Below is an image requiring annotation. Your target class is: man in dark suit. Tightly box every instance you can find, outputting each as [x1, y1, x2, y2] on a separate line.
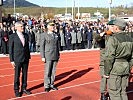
[65, 27, 71, 50]
[9, 22, 31, 97]
[40, 22, 60, 92]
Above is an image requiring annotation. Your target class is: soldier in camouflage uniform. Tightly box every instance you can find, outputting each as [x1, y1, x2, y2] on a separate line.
[104, 18, 133, 100]
[95, 28, 113, 100]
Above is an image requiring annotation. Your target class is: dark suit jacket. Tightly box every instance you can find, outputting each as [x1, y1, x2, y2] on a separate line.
[40, 32, 60, 61]
[9, 32, 31, 62]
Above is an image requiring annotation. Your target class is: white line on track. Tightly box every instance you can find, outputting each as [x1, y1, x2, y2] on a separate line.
[8, 80, 101, 100]
[7, 79, 133, 100]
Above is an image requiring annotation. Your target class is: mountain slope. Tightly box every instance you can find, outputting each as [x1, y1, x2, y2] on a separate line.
[3, 0, 39, 7]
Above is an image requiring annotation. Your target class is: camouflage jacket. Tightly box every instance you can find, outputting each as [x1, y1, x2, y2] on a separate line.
[104, 32, 133, 76]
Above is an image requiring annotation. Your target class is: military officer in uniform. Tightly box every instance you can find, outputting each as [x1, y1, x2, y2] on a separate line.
[40, 22, 60, 92]
[104, 18, 133, 100]
[95, 28, 113, 100]
[95, 30, 107, 100]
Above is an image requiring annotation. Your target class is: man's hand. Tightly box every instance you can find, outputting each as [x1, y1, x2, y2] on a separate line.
[42, 58, 46, 62]
[103, 75, 109, 79]
[11, 62, 15, 69]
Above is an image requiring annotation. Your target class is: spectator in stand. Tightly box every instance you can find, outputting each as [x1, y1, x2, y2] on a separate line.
[76, 27, 82, 49]
[86, 26, 93, 49]
[81, 27, 87, 49]
[28, 28, 36, 52]
[59, 28, 66, 51]
[9, 24, 16, 35]
[70, 28, 77, 50]
[65, 27, 71, 50]
[1, 26, 9, 55]
[0, 24, 3, 54]
[28, 17, 32, 27]
[35, 26, 41, 52]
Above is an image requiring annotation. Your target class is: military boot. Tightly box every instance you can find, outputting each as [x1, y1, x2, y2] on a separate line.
[105, 92, 110, 100]
[100, 93, 107, 100]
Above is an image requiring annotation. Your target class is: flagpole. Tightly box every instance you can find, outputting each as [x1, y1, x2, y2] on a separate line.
[78, 0, 79, 20]
[65, 0, 67, 14]
[0, 0, 3, 23]
[74, 0, 75, 20]
[14, 0, 16, 19]
[108, 0, 112, 21]
[72, 0, 74, 20]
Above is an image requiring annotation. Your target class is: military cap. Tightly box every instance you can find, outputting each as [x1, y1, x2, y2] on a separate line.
[107, 18, 127, 28]
[107, 20, 115, 25]
[47, 21, 55, 26]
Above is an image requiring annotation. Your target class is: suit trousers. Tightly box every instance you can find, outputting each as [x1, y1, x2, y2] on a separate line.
[14, 61, 29, 90]
[44, 60, 57, 88]
[87, 40, 92, 49]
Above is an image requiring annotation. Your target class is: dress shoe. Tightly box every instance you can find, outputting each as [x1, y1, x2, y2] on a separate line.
[22, 89, 31, 95]
[45, 88, 51, 92]
[14, 90, 21, 97]
[50, 86, 58, 90]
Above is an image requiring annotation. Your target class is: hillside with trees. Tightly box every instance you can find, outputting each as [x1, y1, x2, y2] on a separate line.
[2, 7, 133, 18]
[1, 0, 133, 19]
[3, 0, 39, 7]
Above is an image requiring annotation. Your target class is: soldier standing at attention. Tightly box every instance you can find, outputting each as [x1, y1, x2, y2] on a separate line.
[104, 18, 133, 100]
[40, 22, 60, 92]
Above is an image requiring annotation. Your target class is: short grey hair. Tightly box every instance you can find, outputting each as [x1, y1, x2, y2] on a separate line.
[15, 21, 23, 27]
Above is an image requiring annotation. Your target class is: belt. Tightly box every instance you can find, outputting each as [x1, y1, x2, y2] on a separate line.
[115, 59, 127, 62]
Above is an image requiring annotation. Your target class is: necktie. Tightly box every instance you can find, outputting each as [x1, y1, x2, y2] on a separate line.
[20, 34, 25, 46]
[48, 33, 54, 38]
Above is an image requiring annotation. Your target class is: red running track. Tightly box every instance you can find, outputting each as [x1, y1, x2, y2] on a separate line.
[0, 49, 133, 100]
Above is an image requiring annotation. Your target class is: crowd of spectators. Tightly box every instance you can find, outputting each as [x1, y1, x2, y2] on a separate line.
[0, 15, 133, 55]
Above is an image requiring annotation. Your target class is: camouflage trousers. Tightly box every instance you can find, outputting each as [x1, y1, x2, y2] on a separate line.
[108, 74, 129, 100]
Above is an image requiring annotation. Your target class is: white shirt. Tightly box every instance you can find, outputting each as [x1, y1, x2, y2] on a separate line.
[17, 31, 25, 46]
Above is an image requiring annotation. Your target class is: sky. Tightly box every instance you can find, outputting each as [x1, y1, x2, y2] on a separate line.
[26, 0, 133, 8]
